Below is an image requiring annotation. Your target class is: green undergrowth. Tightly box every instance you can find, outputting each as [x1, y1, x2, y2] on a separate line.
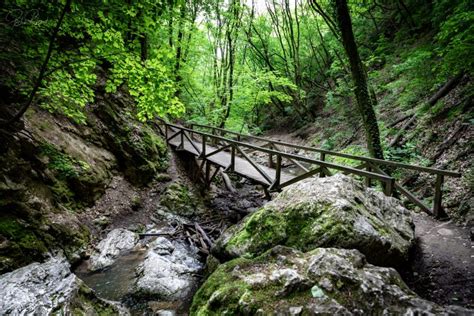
[40, 143, 91, 180]
[40, 142, 90, 208]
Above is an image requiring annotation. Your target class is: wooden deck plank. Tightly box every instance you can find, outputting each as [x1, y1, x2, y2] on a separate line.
[168, 132, 294, 186]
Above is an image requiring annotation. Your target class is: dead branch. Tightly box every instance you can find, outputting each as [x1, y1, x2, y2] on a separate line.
[426, 73, 464, 107]
[195, 222, 213, 247]
[219, 169, 236, 192]
[431, 123, 468, 162]
[388, 115, 416, 147]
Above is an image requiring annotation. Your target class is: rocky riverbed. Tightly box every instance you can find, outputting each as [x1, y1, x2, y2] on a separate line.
[1, 174, 472, 315]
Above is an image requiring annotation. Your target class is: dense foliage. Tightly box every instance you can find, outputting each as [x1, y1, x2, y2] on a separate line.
[1, 0, 472, 153]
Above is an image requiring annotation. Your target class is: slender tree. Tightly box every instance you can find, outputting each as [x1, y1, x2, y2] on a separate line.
[331, 0, 384, 159]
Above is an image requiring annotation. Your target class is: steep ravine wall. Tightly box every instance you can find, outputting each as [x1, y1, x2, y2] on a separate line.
[0, 89, 168, 273]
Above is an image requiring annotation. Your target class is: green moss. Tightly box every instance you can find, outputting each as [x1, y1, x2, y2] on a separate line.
[40, 143, 81, 180]
[155, 173, 172, 182]
[0, 207, 90, 273]
[160, 181, 203, 217]
[51, 180, 75, 205]
[239, 209, 286, 253]
[191, 249, 316, 315]
[143, 129, 167, 156]
[68, 281, 121, 315]
[0, 216, 48, 269]
[190, 257, 252, 315]
[225, 203, 334, 257]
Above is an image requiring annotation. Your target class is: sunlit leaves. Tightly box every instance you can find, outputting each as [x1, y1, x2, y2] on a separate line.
[39, 59, 97, 124]
[106, 53, 184, 121]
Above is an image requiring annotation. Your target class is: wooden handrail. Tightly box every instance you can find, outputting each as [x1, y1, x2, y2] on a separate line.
[189, 122, 461, 178]
[160, 120, 460, 217]
[164, 122, 394, 183]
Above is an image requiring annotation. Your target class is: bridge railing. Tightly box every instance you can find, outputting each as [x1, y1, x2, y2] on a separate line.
[158, 120, 461, 218]
[159, 121, 395, 191]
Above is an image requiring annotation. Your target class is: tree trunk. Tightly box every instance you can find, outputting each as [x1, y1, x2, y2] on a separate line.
[174, 3, 187, 97]
[140, 33, 148, 62]
[333, 0, 384, 159]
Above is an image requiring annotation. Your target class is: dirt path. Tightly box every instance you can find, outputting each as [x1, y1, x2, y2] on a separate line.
[407, 213, 473, 308]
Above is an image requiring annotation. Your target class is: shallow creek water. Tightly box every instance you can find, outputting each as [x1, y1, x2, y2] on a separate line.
[73, 237, 197, 315]
[74, 249, 147, 302]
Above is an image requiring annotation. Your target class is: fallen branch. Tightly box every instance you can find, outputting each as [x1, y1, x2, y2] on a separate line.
[388, 73, 464, 148]
[219, 169, 236, 192]
[426, 73, 464, 107]
[389, 114, 416, 148]
[138, 232, 174, 239]
[388, 113, 413, 128]
[431, 123, 468, 162]
[195, 222, 213, 247]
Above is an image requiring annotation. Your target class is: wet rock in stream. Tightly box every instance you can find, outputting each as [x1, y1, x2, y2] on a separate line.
[0, 256, 126, 315]
[134, 236, 203, 300]
[77, 226, 203, 314]
[89, 228, 139, 271]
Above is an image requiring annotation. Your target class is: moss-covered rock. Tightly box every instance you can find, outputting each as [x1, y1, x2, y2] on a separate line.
[91, 95, 168, 185]
[0, 200, 90, 273]
[191, 246, 471, 315]
[39, 142, 112, 206]
[159, 181, 205, 217]
[213, 174, 415, 267]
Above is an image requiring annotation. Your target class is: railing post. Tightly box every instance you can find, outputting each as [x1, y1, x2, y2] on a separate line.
[212, 128, 216, 145]
[365, 165, 372, 187]
[205, 161, 211, 186]
[230, 144, 235, 172]
[384, 178, 394, 196]
[267, 142, 275, 168]
[165, 124, 168, 140]
[270, 154, 282, 191]
[190, 124, 194, 140]
[320, 153, 326, 177]
[433, 174, 445, 218]
[201, 134, 206, 157]
[180, 130, 184, 149]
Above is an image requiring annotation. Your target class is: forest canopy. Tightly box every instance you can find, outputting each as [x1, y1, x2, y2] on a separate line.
[1, 0, 473, 155]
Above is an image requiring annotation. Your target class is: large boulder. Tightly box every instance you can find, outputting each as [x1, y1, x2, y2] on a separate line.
[89, 228, 138, 271]
[0, 256, 126, 315]
[191, 246, 471, 315]
[134, 237, 202, 300]
[213, 174, 414, 267]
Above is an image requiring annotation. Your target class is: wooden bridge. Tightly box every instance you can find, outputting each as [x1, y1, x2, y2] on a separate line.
[156, 120, 461, 218]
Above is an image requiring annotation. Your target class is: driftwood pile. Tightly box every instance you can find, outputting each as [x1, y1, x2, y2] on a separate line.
[139, 216, 227, 256]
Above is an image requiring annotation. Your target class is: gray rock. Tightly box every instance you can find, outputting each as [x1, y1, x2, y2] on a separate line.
[213, 174, 415, 267]
[89, 228, 138, 271]
[135, 237, 202, 300]
[0, 256, 126, 315]
[191, 246, 472, 315]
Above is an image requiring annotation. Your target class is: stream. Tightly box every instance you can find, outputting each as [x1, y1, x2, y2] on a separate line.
[74, 235, 199, 315]
[75, 249, 147, 302]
